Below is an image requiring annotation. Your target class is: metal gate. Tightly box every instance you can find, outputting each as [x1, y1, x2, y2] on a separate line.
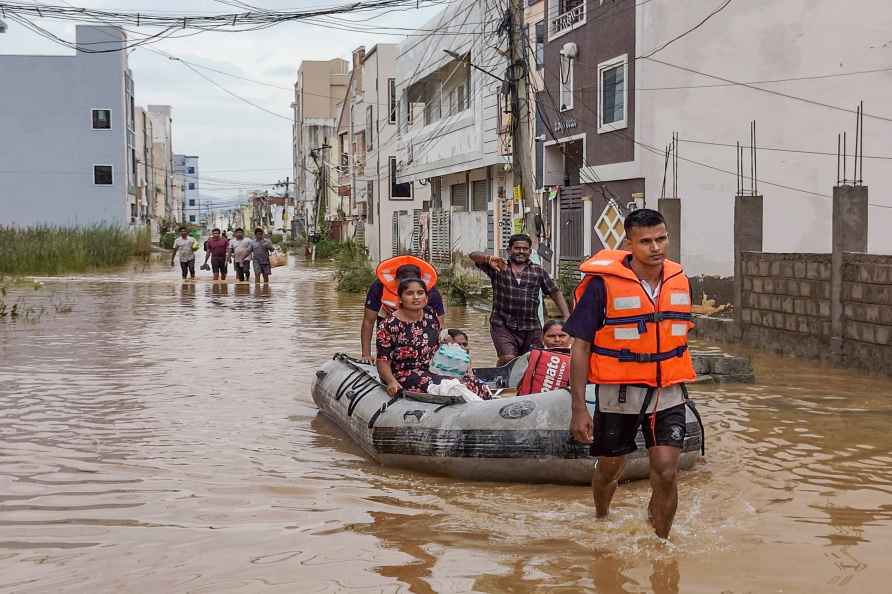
[430, 208, 451, 267]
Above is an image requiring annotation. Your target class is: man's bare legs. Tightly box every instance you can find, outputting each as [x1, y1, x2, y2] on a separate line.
[592, 447, 681, 539]
[592, 456, 625, 517]
[647, 445, 681, 539]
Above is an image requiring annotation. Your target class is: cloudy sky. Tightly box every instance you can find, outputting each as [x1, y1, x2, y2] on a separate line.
[0, 0, 444, 208]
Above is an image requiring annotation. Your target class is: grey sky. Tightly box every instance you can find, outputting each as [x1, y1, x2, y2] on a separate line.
[0, 0, 443, 207]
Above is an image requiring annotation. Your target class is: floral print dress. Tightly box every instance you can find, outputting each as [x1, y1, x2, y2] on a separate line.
[376, 306, 490, 398]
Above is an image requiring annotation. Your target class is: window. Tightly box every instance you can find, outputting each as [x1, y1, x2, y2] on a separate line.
[559, 57, 574, 111]
[189, 199, 196, 207]
[451, 183, 468, 211]
[366, 181, 375, 224]
[366, 106, 374, 150]
[93, 165, 113, 185]
[187, 166, 195, 174]
[339, 133, 349, 168]
[388, 78, 397, 124]
[535, 21, 545, 70]
[92, 109, 111, 130]
[188, 182, 195, 190]
[598, 54, 628, 133]
[189, 215, 197, 223]
[390, 156, 411, 198]
[471, 180, 488, 211]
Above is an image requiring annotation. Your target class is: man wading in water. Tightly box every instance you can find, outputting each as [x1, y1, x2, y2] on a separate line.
[565, 209, 697, 539]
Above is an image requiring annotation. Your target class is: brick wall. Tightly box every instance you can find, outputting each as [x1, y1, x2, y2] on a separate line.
[841, 254, 892, 367]
[695, 251, 892, 372]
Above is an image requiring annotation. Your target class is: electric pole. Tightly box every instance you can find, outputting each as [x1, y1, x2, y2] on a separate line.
[508, 0, 537, 242]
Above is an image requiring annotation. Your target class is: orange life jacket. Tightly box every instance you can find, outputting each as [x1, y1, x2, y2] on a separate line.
[574, 250, 696, 388]
[375, 255, 439, 311]
[517, 349, 572, 395]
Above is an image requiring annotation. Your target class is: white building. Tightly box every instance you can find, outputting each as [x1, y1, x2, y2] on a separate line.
[0, 26, 139, 227]
[396, 0, 511, 261]
[147, 105, 177, 226]
[176, 155, 201, 225]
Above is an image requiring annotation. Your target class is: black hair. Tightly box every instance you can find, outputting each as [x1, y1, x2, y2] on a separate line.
[447, 329, 468, 341]
[397, 277, 427, 297]
[212, 228, 221, 233]
[395, 264, 422, 280]
[178, 226, 187, 232]
[623, 208, 666, 237]
[508, 233, 532, 248]
[254, 227, 264, 234]
[234, 227, 244, 233]
[543, 319, 564, 334]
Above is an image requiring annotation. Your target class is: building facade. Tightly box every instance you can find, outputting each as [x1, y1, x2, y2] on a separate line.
[292, 58, 350, 240]
[396, 0, 509, 264]
[177, 155, 201, 225]
[541, 0, 892, 275]
[147, 105, 177, 227]
[0, 26, 138, 227]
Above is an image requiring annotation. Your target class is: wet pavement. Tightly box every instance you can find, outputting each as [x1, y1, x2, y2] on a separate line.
[1, 256, 891, 593]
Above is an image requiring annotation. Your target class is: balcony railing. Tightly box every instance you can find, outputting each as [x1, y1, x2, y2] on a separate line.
[550, 2, 585, 38]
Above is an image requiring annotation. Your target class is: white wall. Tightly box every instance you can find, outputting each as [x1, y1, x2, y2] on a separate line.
[632, 0, 892, 274]
[0, 26, 130, 226]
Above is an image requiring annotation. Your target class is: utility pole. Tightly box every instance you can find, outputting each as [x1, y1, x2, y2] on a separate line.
[507, 0, 537, 242]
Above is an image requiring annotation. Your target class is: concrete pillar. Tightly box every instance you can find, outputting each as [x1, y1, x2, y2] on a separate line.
[831, 185, 869, 358]
[734, 195, 763, 329]
[583, 195, 592, 257]
[658, 197, 682, 263]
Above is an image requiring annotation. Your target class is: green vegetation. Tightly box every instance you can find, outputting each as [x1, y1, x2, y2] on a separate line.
[270, 233, 284, 245]
[313, 238, 343, 260]
[160, 231, 177, 250]
[334, 240, 376, 293]
[438, 260, 488, 306]
[0, 225, 152, 275]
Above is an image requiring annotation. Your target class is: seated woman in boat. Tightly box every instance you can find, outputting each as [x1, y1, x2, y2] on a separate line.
[542, 319, 571, 352]
[376, 279, 491, 399]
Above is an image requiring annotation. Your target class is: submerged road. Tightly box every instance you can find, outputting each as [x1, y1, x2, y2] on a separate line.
[1, 256, 891, 593]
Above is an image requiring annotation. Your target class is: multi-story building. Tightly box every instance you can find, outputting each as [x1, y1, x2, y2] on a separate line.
[292, 58, 350, 240]
[396, 0, 508, 264]
[541, 0, 892, 274]
[134, 106, 157, 236]
[147, 105, 177, 226]
[176, 155, 201, 225]
[0, 26, 140, 227]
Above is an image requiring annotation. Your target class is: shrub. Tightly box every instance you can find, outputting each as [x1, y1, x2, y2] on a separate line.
[335, 240, 375, 293]
[0, 225, 152, 275]
[270, 233, 284, 245]
[160, 231, 177, 250]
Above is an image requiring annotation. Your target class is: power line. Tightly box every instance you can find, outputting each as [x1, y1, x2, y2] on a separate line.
[637, 0, 733, 60]
[635, 65, 892, 91]
[643, 57, 892, 124]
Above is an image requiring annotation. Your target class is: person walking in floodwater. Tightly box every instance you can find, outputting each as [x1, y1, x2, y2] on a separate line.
[566, 209, 696, 539]
[251, 227, 274, 283]
[203, 228, 230, 280]
[229, 228, 253, 282]
[470, 234, 570, 366]
[170, 226, 197, 280]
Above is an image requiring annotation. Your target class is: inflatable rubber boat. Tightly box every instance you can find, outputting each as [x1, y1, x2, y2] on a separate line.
[311, 354, 704, 484]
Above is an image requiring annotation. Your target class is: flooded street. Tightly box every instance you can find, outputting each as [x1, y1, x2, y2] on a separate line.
[2, 257, 892, 593]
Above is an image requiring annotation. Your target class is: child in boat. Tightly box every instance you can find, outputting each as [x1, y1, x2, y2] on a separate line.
[376, 279, 490, 399]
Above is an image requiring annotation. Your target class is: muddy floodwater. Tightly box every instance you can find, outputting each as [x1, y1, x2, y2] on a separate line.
[2, 257, 892, 593]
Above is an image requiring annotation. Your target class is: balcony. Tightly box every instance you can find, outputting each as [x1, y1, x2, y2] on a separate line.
[549, 2, 585, 39]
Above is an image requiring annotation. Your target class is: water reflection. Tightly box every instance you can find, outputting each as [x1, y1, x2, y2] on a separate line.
[2, 259, 892, 593]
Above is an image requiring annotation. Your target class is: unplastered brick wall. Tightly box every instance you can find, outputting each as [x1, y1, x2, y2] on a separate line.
[739, 252, 832, 357]
[842, 254, 892, 367]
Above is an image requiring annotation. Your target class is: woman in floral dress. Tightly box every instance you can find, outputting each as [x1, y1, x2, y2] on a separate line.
[376, 278, 490, 398]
